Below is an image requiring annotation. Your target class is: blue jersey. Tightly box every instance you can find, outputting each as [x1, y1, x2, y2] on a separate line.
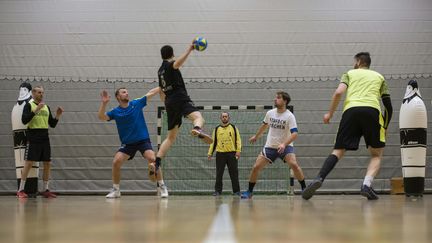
[107, 96, 150, 145]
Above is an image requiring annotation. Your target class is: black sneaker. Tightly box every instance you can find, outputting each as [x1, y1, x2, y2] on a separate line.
[213, 191, 221, 196]
[360, 185, 379, 200]
[302, 178, 323, 200]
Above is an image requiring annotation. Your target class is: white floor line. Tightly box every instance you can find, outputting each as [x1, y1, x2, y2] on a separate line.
[203, 203, 237, 243]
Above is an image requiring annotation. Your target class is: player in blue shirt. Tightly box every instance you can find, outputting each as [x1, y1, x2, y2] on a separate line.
[98, 86, 168, 198]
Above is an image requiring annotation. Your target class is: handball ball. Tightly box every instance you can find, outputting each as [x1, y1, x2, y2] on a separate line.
[193, 37, 207, 51]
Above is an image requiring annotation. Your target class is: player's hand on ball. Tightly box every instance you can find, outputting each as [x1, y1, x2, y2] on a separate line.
[323, 113, 332, 124]
[249, 135, 257, 144]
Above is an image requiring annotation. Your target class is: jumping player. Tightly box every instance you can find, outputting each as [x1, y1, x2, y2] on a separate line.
[155, 41, 213, 171]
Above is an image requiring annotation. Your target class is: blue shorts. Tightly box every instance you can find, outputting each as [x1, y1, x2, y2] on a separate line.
[261, 146, 294, 163]
[118, 139, 153, 160]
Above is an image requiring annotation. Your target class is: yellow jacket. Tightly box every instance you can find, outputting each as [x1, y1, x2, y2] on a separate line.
[208, 124, 242, 155]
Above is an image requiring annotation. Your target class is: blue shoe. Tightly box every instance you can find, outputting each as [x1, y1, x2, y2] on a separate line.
[233, 191, 241, 197]
[241, 191, 253, 199]
[302, 178, 323, 200]
[360, 185, 379, 200]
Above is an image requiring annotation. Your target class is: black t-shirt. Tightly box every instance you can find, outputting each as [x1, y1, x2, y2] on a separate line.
[158, 60, 190, 105]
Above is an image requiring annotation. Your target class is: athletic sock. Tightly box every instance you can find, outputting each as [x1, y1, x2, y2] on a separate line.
[158, 180, 165, 186]
[155, 157, 162, 170]
[113, 184, 120, 191]
[248, 182, 256, 193]
[299, 180, 306, 190]
[363, 175, 374, 187]
[19, 180, 26, 191]
[43, 181, 49, 191]
[318, 154, 339, 181]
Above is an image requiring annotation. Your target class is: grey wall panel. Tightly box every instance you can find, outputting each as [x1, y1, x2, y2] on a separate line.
[1, 0, 431, 81]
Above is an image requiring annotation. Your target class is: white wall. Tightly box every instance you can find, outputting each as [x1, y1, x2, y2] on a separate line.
[1, 0, 431, 82]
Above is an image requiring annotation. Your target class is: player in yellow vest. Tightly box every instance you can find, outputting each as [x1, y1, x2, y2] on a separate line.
[302, 52, 393, 200]
[17, 86, 64, 198]
[208, 112, 242, 196]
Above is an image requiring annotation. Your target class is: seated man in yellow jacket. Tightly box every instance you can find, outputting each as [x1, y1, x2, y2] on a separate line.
[208, 112, 242, 196]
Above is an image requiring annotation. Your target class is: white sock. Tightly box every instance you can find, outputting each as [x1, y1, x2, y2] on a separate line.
[19, 180, 26, 191]
[158, 180, 165, 186]
[113, 184, 120, 191]
[43, 181, 49, 191]
[363, 175, 374, 187]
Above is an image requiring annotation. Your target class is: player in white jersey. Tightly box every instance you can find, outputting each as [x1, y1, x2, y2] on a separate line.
[241, 91, 306, 199]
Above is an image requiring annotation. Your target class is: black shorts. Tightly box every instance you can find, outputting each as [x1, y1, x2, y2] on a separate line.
[166, 99, 199, 130]
[334, 107, 385, 150]
[118, 139, 153, 160]
[25, 141, 51, 161]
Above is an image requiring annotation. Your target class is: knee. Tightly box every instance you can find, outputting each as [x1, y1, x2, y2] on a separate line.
[112, 159, 122, 169]
[289, 162, 300, 171]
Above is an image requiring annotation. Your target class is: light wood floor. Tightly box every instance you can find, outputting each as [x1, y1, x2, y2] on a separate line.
[1, 195, 431, 243]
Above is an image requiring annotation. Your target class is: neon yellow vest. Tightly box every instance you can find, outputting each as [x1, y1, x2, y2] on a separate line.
[28, 101, 50, 129]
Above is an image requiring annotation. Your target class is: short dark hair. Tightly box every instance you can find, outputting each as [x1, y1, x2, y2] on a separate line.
[161, 45, 174, 60]
[354, 52, 371, 67]
[277, 91, 291, 105]
[115, 87, 126, 97]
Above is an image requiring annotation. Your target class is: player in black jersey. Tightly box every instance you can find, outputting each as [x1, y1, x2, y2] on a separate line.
[155, 41, 213, 171]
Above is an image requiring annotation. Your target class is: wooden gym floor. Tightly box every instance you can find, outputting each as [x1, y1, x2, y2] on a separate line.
[0, 194, 431, 243]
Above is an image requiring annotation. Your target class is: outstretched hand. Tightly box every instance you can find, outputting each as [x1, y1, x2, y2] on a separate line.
[249, 135, 257, 144]
[101, 90, 110, 104]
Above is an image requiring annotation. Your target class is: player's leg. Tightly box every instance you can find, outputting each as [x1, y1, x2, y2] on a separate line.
[187, 111, 213, 144]
[214, 152, 226, 196]
[106, 151, 130, 198]
[18, 141, 40, 198]
[303, 108, 361, 200]
[143, 148, 168, 198]
[360, 108, 385, 200]
[360, 147, 383, 200]
[17, 160, 34, 198]
[241, 154, 270, 199]
[283, 152, 306, 190]
[302, 148, 345, 200]
[40, 161, 56, 198]
[40, 142, 56, 198]
[156, 125, 179, 173]
[226, 153, 240, 195]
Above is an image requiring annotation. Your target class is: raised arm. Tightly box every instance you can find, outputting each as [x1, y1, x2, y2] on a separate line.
[145, 87, 161, 101]
[98, 90, 111, 121]
[173, 43, 194, 70]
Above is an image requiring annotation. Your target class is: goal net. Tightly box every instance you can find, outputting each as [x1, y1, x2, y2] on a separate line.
[157, 105, 295, 194]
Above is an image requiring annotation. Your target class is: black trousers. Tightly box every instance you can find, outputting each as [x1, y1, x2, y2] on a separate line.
[215, 152, 240, 193]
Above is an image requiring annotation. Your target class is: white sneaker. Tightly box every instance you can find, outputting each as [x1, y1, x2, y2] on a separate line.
[159, 184, 169, 198]
[106, 189, 121, 198]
